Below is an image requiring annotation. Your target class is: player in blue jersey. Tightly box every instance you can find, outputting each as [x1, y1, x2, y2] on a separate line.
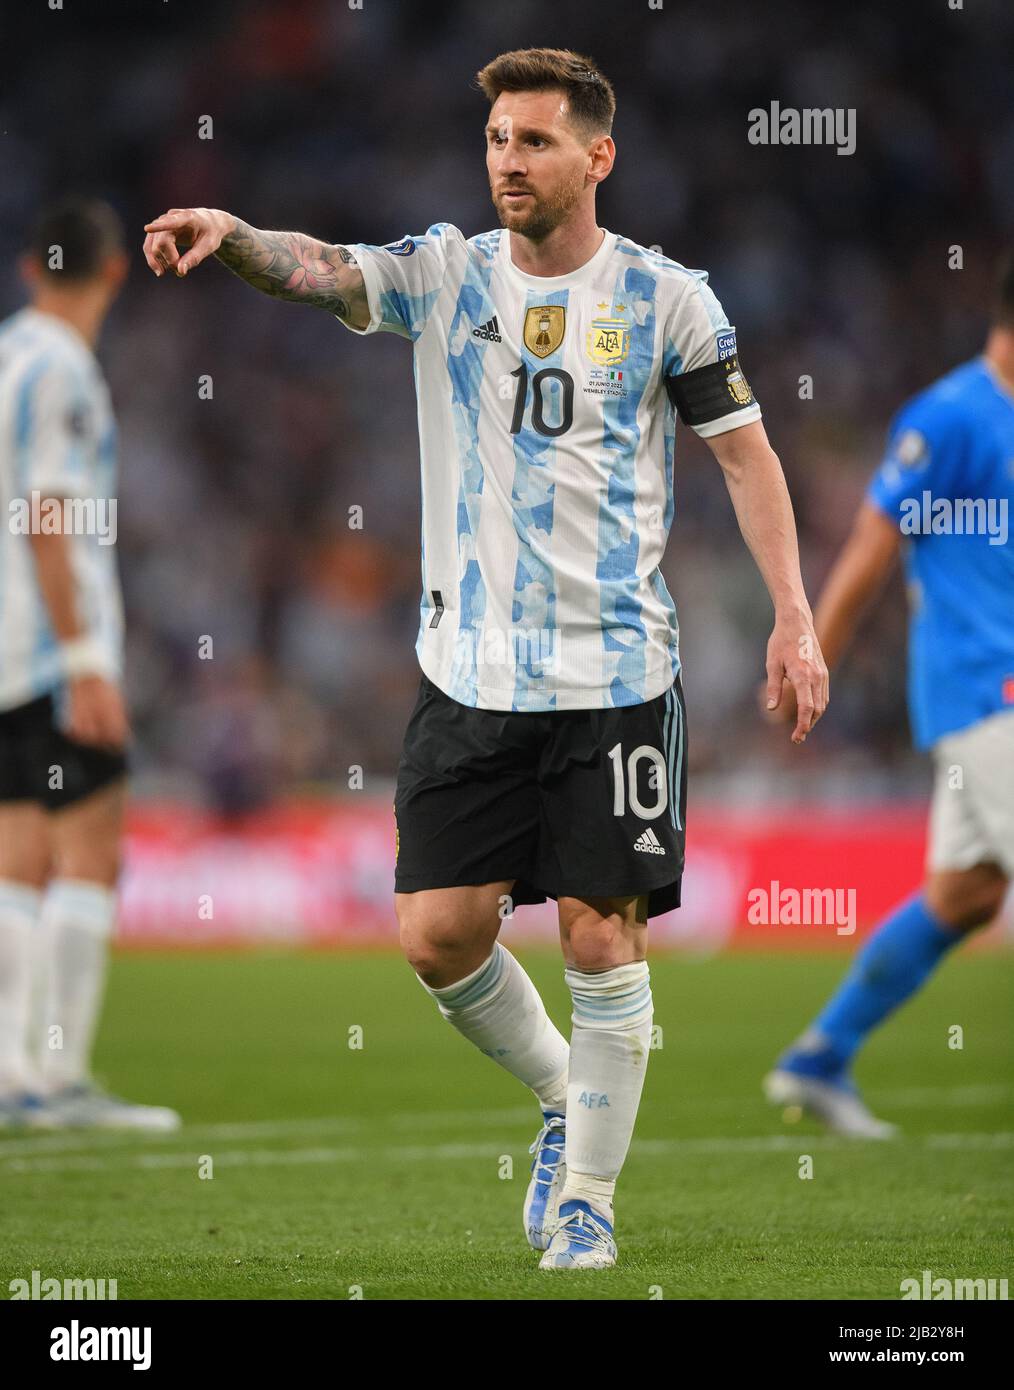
[765, 254, 1014, 1138]
[0, 199, 179, 1132]
[143, 48, 828, 1268]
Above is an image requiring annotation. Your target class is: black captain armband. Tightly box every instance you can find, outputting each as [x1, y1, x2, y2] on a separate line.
[665, 355, 756, 427]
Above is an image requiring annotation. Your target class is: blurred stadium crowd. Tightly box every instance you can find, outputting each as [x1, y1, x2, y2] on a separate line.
[2, 0, 1012, 812]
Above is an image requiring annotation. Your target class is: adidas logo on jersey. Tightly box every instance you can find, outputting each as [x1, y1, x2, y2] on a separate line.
[472, 315, 502, 343]
[633, 828, 666, 855]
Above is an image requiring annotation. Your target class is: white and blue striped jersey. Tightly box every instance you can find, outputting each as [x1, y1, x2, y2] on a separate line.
[340, 224, 761, 711]
[0, 307, 123, 711]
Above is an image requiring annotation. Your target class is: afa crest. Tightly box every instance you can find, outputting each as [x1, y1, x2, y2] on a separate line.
[725, 365, 754, 406]
[586, 317, 630, 367]
[523, 305, 566, 358]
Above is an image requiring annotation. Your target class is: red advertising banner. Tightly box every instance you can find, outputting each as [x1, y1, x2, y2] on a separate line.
[117, 799, 1012, 950]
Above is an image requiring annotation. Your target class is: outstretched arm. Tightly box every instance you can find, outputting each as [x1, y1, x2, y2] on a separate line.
[142, 207, 370, 328]
[705, 418, 830, 744]
[215, 220, 367, 321]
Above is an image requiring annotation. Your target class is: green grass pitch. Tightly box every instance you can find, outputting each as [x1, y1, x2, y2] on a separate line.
[1, 947, 1010, 1300]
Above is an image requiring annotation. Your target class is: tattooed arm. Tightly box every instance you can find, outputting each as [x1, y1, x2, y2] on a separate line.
[216, 221, 367, 322]
[142, 207, 370, 328]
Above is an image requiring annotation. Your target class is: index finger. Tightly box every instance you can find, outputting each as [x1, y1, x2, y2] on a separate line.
[143, 211, 192, 232]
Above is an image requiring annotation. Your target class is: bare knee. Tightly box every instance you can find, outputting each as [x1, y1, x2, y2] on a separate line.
[55, 833, 122, 887]
[50, 781, 126, 888]
[0, 804, 51, 888]
[925, 865, 1008, 933]
[559, 894, 647, 971]
[395, 886, 506, 987]
[398, 913, 471, 983]
[56, 843, 121, 886]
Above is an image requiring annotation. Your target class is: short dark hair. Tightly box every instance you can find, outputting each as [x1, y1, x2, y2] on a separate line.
[994, 248, 1014, 328]
[474, 47, 615, 141]
[27, 196, 124, 281]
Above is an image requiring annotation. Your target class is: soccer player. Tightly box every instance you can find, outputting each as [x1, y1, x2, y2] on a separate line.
[0, 197, 179, 1131]
[143, 48, 827, 1268]
[764, 254, 1014, 1138]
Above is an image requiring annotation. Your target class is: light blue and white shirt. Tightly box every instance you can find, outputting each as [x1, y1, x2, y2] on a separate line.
[0, 307, 123, 711]
[340, 224, 761, 711]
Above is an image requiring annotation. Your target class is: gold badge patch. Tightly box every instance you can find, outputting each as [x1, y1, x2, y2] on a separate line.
[586, 317, 630, 366]
[726, 366, 754, 406]
[524, 305, 566, 358]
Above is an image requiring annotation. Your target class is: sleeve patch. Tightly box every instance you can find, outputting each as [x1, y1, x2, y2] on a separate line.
[892, 428, 929, 470]
[665, 355, 756, 425]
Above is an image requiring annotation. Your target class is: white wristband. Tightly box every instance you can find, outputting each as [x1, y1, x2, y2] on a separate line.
[60, 635, 109, 679]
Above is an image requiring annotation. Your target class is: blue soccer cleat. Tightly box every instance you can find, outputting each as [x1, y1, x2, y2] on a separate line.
[538, 1198, 617, 1269]
[524, 1111, 567, 1250]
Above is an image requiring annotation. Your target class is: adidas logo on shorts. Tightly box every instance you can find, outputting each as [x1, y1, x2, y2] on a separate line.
[472, 315, 502, 343]
[633, 827, 666, 855]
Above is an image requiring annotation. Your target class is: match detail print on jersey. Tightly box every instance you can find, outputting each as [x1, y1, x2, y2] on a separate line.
[338, 224, 761, 713]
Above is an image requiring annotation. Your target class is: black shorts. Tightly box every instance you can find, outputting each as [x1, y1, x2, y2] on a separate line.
[394, 672, 688, 919]
[0, 692, 128, 811]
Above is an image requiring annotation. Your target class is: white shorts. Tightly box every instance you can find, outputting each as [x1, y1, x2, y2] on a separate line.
[927, 708, 1014, 877]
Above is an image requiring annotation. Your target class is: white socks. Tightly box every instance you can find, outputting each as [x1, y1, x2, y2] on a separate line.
[35, 879, 116, 1091]
[419, 943, 569, 1112]
[559, 961, 653, 1217]
[419, 948, 654, 1221]
[0, 880, 43, 1093]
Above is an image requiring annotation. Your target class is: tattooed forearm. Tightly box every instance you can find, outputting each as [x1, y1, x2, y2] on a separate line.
[215, 220, 367, 322]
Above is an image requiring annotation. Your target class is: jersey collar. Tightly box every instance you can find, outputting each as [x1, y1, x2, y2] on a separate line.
[499, 227, 616, 290]
[21, 306, 95, 360]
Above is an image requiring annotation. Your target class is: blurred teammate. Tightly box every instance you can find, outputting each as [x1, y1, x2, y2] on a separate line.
[765, 254, 1014, 1137]
[0, 197, 179, 1131]
[143, 49, 827, 1267]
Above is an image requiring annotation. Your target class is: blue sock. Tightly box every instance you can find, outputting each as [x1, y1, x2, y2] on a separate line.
[781, 893, 961, 1081]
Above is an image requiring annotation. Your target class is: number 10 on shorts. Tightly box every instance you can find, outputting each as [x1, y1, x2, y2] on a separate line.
[607, 742, 669, 820]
